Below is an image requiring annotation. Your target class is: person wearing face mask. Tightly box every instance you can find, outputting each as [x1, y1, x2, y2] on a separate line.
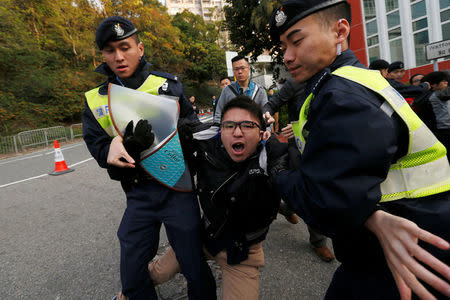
[267, 1, 450, 299]
[82, 16, 216, 300]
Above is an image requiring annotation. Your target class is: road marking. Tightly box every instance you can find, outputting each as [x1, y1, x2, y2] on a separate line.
[68, 157, 93, 167]
[0, 157, 94, 188]
[0, 143, 85, 166]
[0, 174, 49, 188]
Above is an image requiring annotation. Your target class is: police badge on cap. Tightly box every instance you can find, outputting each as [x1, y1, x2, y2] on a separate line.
[269, 0, 349, 43]
[95, 16, 138, 50]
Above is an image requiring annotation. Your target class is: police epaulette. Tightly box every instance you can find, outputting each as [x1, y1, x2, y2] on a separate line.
[150, 71, 178, 82]
[310, 69, 332, 94]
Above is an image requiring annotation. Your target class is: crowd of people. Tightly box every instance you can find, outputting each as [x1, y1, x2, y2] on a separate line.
[82, 1, 449, 300]
[369, 59, 450, 160]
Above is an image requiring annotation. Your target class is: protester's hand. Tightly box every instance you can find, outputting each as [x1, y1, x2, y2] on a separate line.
[365, 210, 450, 300]
[123, 120, 155, 162]
[107, 135, 135, 168]
[281, 124, 295, 139]
[264, 112, 275, 125]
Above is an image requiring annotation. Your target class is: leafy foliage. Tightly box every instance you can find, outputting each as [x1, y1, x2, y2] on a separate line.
[172, 10, 226, 84]
[223, 0, 283, 61]
[0, 0, 227, 135]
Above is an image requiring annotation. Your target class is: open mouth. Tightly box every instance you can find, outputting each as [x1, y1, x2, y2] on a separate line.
[232, 142, 245, 154]
[117, 65, 128, 72]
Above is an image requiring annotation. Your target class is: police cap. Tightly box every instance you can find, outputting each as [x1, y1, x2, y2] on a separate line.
[368, 59, 389, 71]
[269, 0, 348, 43]
[388, 61, 404, 73]
[95, 16, 138, 50]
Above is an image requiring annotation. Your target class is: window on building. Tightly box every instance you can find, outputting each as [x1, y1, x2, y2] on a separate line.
[411, 0, 428, 66]
[441, 0, 450, 40]
[363, 0, 379, 63]
[362, 0, 447, 68]
[386, 0, 403, 62]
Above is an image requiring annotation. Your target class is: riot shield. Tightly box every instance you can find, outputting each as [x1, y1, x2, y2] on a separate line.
[108, 83, 192, 192]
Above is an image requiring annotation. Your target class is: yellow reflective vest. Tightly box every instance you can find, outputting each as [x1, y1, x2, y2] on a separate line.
[292, 66, 450, 202]
[85, 75, 167, 137]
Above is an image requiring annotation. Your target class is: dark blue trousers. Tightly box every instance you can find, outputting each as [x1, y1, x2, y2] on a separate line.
[117, 181, 216, 300]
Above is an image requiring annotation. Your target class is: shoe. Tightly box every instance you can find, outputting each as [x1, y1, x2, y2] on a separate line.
[279, 202, 299, 224]
[284, 213, 299, 224]
[313, 246, 335, 262]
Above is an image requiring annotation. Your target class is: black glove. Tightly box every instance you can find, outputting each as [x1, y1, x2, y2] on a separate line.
[265, 135, 289, 181]
[123, 119, 155, 162]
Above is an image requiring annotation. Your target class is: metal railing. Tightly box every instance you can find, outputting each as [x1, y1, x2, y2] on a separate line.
[0, 124, 84, 156]
[70, 123, 83, 140]
[0, 135, 19, 154]
[18, 126, 68, 150]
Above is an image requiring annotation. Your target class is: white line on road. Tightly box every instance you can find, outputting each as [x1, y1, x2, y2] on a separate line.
[0, 143, 85, 166]
[0, 157, 93, 188]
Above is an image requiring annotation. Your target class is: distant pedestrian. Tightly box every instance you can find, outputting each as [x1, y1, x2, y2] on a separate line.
[368, 59, 389, 78]
[213, 55, 268, 124]
[409, 73, 424, 86]
[220, 76, 231, 90]
[190, 95, 200, 115]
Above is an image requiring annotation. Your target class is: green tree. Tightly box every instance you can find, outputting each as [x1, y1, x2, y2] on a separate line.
[172, 10, 226, 84]
[223, 0, 282, 60]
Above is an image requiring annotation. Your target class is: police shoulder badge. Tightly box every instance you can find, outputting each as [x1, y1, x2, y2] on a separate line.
[114, 23, 125, 37]
[275, 9, 287, 27]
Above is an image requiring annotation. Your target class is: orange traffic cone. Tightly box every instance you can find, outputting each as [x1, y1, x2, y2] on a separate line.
[49, 140, 74, 175]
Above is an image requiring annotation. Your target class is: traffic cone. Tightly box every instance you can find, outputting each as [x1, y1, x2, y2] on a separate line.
[49, 140, 74, 176]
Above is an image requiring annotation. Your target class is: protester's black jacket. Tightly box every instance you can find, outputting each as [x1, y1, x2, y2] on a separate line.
[82, 57, 198, 183]
[189, 126, 281, 264]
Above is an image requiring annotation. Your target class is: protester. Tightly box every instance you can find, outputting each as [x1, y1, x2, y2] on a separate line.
[410, 73, 425, 86]
[213, 55, 268, 124]
[82, 16, 216, 300]
[368, 59, 389, 78]
[148, 96, 286, 300]
[268, 1, 450, 299]
[263, 78, 335, 262]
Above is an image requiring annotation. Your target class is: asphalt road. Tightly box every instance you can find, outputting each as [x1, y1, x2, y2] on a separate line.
[0, 120, 339, 299]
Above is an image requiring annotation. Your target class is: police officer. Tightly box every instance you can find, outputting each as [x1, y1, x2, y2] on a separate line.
[386, 61, 430, 105]
[268, 1, 450, 299]
[82, 16, 216, 300]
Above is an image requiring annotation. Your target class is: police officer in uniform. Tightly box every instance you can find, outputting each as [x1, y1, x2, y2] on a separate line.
[268, 1, 450, 299]
[82, 16, 216, 300]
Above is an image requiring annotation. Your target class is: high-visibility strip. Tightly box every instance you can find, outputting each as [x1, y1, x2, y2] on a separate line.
[380, 155, 450, 201]
[410, 125, 438, 154]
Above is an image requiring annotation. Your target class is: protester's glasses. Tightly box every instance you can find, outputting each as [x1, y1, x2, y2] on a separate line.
[220, 120, 261, 133]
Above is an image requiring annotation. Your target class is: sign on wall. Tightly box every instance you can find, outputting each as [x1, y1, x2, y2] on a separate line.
[426, 39, 450, 61]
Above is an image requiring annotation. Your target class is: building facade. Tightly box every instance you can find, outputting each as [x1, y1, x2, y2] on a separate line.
[165, 0, 226, 21]
[348, 0, 450, 82]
